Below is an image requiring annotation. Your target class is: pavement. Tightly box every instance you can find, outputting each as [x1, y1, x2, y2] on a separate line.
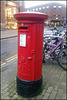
[1, 29, 18, 39]
[1, 59, 66, 99]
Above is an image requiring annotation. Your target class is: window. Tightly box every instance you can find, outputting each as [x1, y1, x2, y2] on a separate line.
[43, 7, 45, 9]
[53, 6, 56, 9]
[19, 1, 22, 6]
[58, 6, 61, 8]
[46, 6, 49, 8]
[56, 17, 58, 19]
[33, 9, 35, 11]
[53, 13, 56, 16]
[36, 8, 38, 11]
[39, 8, 41, 10]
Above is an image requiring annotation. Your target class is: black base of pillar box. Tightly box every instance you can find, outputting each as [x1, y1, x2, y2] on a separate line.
[17, 76, 43, 98]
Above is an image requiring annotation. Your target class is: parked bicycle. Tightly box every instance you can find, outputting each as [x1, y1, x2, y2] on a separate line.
[43, 31, 67, 71]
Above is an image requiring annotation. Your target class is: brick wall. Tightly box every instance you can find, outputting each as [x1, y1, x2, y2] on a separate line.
[26, 2, 66, 24]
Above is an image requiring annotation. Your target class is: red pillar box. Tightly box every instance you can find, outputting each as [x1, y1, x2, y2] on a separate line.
[14, 12, 48, 98]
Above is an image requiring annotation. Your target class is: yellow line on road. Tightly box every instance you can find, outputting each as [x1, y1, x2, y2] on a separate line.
[6, 54, 17, 61]
[1, 62, 6, 66]
[6, 57, 17, 62]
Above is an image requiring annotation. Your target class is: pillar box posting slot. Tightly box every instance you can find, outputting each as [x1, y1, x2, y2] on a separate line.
[14, 12, 48, 98]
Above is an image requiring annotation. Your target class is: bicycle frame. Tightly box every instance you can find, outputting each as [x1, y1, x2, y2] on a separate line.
[48, 39, 64, 55]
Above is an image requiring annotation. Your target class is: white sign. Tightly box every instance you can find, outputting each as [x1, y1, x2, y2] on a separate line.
[20, 34, 26, 47]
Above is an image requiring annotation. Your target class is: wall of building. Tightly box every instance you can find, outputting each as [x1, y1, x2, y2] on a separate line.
[26, 2, 66, 26]
[1, 1, 6, 30]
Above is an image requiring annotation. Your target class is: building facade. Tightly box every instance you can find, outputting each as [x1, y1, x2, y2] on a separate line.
[1, 1, 6, 30]
[1, 1, 25, 30]
[26, 2, 66, 26]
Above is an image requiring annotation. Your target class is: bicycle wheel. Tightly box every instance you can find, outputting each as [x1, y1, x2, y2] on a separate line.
[57, 47, 67, 70]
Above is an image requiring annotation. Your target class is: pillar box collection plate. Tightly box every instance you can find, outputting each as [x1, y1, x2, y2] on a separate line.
[14, 12, 48, 98]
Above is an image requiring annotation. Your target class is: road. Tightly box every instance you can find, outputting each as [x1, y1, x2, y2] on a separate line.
[1, 37, 17, 66]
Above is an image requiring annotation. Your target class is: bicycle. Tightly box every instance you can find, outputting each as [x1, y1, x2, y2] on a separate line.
[57, 32, 67, 70]
[43, 32, 67, 70]
[57, 47, 67, 70]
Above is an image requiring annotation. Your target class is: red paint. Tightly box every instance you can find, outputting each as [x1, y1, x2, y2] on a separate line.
[14, 12, 48, 81]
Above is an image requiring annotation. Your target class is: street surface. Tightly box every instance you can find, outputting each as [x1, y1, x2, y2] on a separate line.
[1, 37, 17, 66]
[1, 27, 66, 99]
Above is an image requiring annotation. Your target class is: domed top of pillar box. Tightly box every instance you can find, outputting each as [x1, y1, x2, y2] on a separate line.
[14, 12, 48, 22]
